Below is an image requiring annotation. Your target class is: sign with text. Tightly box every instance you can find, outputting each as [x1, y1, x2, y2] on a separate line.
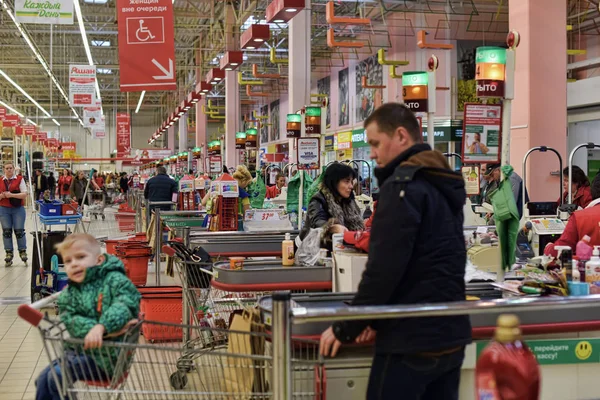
[116, 112, 131, 157]
[297, 138, 320, 170]
[69, 65, 96, 106]
[116, 0, 176, 91]
[32, 131, 47, 142]
[244, 209, 286, 222]
[0, 107, 6, 120]
[461, 103, 502, 164]
[83, 107, 103, 128]
[92, 130, 106, 139]
[14, 0, 73, 25]
[61, 142, 76, 158]
[337, 131, 352, 150]
[16, 125, 36, 136]
[462, 166, 480, 195]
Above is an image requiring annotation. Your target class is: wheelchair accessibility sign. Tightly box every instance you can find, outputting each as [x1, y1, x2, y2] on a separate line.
[126, 17, 165, 45]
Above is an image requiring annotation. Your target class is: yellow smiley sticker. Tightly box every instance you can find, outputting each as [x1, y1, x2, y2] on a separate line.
[575, 341, 593, 361]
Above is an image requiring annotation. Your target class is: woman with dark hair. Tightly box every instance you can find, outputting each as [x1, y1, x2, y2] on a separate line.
[560, 166, 592, 209]
[300, 163, 365, 244]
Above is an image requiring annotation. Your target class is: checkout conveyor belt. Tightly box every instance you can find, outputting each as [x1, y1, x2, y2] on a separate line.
[189, 231, 298, 257]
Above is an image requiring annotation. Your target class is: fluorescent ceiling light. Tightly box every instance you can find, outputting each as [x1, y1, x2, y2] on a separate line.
[0, 100, 24, 118]
[26, 118, 37, 126]
[285, 8, 297, 12]
[52, 119, 61, 126]
[0, 69, 51, 117]
[0, 0, 81, 121]
[135, 91, 146, 113]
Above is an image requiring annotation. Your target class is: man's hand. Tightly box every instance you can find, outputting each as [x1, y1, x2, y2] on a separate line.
[355, 326, 376, 344]
[84, 324, 105, 350]
[320, 326, 342, 357]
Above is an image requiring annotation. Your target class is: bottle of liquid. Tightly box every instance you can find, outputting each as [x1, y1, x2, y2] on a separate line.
[282, 232, 295, 266]
[475, 314, 540, 400]
[576, 235, 593, 261]
[555, 246, 573, 281]
[572, 257, 581, 282]
[586, 246, 600, 284]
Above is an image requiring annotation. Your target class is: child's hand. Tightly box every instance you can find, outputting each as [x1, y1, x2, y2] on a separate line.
[84, 324, 105, 350]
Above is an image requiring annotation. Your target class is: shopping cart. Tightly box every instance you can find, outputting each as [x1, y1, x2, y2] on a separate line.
[87, 190, 107, 220]
[19, 293, 325, 399]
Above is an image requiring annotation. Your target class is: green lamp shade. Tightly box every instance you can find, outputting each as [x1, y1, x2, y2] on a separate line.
[192, 147, 201, 152]
[246, 128, 258, 136]
[287, 114, 302, 123]
[476, 47, 506, 65]
[402, 72, 428, 86]
[236, 132, 247, 139]
[305, 106, 321, 117]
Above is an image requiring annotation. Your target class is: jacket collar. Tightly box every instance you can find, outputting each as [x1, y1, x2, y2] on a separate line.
[586, 198, 600, 209]
[374, 143, 431, 185]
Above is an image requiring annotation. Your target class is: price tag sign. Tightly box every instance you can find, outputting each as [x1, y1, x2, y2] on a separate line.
[245, 209, 285, 222]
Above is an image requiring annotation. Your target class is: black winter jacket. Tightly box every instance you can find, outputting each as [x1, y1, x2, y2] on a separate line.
[333, 144, 472, 354]
[299, 191, 331, 240]
[144, 174, 178, 210]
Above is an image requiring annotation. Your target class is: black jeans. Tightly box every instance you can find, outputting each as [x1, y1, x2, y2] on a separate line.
[367, 348, 465, 400]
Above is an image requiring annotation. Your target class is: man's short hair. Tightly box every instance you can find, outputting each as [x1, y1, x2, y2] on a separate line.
[56, 233, 101, 257]
[157, 166, 167, 175]
[591, 173, 600, 200]
[364, 103, 422, 143]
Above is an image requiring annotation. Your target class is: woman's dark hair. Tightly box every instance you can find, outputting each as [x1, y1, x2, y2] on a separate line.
[564, 166, 590, 188]
[322, 163, 357, 198]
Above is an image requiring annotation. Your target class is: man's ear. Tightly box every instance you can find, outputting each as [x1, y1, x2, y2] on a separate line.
[97, 254, 105, 265]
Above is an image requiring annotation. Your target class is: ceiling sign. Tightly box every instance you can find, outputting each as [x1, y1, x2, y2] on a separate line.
[116, 112, 131, 157]
[117, 0, 176, 92]
[83, 107, 103, 128]
[14, 0, 73, 25]
[69, 65, 96, 106]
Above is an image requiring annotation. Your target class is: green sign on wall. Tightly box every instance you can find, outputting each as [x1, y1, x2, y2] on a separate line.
[476, 338, 600, 365]
[352, 128, 369, 148]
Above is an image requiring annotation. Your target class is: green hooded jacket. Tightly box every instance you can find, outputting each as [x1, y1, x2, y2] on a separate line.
[57, 254, 141, 376]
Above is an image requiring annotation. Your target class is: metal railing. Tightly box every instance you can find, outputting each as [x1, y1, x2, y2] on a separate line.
[270, 293, 600, 400]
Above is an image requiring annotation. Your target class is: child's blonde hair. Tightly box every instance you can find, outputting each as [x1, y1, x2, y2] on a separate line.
[55, 233, 101, 257]
[232, 165, 252, 187]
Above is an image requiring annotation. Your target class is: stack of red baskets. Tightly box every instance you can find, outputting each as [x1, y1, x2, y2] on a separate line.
[115, 204, 136, 232]
[115, 240, 152, 286]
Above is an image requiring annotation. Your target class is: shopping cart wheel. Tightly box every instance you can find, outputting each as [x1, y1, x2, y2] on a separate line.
[169, 371, 188, 390]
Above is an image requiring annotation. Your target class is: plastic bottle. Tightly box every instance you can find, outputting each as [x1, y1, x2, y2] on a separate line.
[555, 246, 573, 281]
[576, 235, 593, 260]
[572, 257, 581, 282]
[586, 246, 600, 283]
[475, 314, 540, 400]
[282, 232, 295, 266]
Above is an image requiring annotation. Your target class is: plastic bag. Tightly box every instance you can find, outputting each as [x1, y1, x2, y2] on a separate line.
[247, 178, 267, 209]
[286, 171, 313, 213]
[490, 165, 520, 270]
[295, 227, 323, 266]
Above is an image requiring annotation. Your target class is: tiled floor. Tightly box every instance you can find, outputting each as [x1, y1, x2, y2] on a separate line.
[0, 206, 171, 400]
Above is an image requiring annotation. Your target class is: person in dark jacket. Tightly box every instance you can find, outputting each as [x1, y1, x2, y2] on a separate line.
[319, 103, 471, 400]
[299, 163, 365, 249]
[119, 172, 129, 194]
[70, 171, 89, 205]
[34, 169, 48, 201]
[47, 172, 56, 200]
[144, 166, 178, 211]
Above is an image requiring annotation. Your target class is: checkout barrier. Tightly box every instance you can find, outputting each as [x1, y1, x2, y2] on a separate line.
[271, 293, 600, 400]
[189, 231, 299, 257]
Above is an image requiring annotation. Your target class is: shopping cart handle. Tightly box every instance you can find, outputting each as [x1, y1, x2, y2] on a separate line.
[162, 245, 176, 257]
[18, 292, 60, 326]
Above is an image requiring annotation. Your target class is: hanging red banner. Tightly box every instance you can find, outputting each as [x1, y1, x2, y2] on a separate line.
[3, 115, 18, 127]
[116, 0, 176, 92]
[116, 112, 131, 157]
[0, 107, 6, 121]
[33, 132, 48, 142]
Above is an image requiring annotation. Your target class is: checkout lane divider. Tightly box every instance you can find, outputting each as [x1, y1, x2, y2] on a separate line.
[271, 293, 600, 400]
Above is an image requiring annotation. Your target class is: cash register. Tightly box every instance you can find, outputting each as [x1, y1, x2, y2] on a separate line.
[525, 202, 566, 256]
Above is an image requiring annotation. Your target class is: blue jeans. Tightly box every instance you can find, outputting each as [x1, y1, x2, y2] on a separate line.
[36, 352, 108, 400]
[367, 348, 465, 400]
[0, 206, 26, 252]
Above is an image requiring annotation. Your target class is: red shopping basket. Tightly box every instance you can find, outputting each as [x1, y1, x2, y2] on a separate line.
[115, 212, 136, 232]
[139, 286, 183, 341]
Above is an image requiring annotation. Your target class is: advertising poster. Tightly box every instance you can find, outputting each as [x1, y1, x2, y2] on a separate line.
[32, 131, 47, 142]
[269, 100, 280, 142]
[61, 142, 76, 158]
[69, 65, 96, 106]
[2, 115, 18, 140]
[317, 76, 331, 128]
[116, 112, 131, 157]
[338, 68, 349, 126]
[297, 138, 320, 170]
[83, 107, 103, 128]
[14, 0, 73, 24]
[355, 54, 383, 123]
[92, 130, 106, 139]
[462, 103, 502, 164]
[462, 165, 480, 195]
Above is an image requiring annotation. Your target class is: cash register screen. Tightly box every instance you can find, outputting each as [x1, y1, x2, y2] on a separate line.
[528, 202, 558, 216]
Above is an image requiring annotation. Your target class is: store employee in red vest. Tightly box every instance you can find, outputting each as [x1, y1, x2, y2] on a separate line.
[0, 162, 28, 267]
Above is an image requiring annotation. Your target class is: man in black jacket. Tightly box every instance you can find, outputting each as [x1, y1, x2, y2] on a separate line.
[34, 169, 48, 200]
[320, 103, 471, 400]
[144, 166, 178, 211]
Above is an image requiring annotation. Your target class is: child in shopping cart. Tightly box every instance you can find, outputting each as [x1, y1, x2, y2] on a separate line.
[36, 233, 141, 400]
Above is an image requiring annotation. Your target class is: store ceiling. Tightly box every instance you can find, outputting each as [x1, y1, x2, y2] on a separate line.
[0, 0, 542, 132]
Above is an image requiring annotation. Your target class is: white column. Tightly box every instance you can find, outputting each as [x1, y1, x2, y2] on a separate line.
[225, 70, 239, 169]
[178, 115, 187, 153]
[196, 98, 207, 172]
[167, 125, 175, 151]
[288, 9, 311, 163]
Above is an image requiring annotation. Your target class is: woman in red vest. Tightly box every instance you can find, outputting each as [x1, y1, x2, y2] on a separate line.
[0, 162, 28, 266]
[57, 169, 73, 201]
